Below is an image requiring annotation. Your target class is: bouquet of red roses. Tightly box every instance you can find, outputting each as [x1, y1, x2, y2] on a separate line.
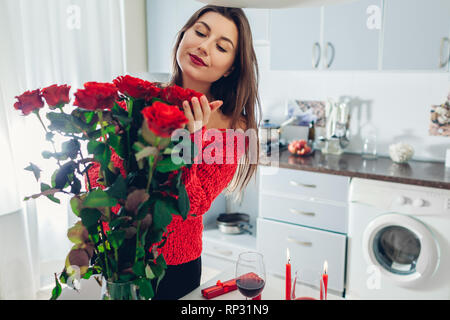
[14, 75, 204, 300]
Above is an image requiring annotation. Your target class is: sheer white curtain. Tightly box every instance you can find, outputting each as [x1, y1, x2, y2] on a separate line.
[0, 0, 125, 299]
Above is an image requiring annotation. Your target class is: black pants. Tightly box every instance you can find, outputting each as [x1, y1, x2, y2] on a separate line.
[152, 256, 202, 300]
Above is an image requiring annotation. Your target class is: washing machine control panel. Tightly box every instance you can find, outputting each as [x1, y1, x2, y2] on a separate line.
[412, 198, 425, 208]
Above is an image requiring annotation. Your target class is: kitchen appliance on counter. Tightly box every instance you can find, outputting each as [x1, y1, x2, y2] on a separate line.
[318, 99, 350, 155]
[259, 118, 297, 155]
[347, 178, 450, 299]
[216, 213, 253, 235]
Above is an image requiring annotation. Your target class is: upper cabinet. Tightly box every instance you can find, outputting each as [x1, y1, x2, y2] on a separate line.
[146, 0, 203, 74]
[270, 7, 322, 70]
[269, 0, 450, 71]
[243, 8, 270, 43]
[323, 0, 382, 70]
[382, 0, 450, 71]
[270, 1, 382, 71]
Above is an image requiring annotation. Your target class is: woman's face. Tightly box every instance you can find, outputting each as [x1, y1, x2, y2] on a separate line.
[176, 11, 238, 86]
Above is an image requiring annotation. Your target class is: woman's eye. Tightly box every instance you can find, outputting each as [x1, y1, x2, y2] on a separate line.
[217, 45, 226, 53]
[195, 30, 205, 37]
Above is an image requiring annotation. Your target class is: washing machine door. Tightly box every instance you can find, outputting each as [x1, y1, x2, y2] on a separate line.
[362, 213, 440, 287]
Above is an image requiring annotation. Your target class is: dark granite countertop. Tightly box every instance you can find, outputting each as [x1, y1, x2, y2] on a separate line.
[259, 149, 450, 190]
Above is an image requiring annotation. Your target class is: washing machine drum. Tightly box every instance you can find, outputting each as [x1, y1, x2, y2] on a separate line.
[363, 213, 440, 287]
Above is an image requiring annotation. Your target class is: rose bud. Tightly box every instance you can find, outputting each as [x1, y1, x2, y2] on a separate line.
[125, 189, 150, 215]
[14, 89, 44, 115]
[41, 84, 71, 108]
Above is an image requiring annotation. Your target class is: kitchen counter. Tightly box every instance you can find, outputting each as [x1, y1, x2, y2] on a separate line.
[181, 267, 343, 300]
[260, 149, 450, 190]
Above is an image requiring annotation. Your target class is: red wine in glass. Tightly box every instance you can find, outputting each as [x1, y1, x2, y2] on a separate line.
[236, 273, 265, 298]
[235, 252, 266, 300]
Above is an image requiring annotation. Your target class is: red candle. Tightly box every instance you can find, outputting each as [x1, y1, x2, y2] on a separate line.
[320, 261, 328, 300]
[286, 248, 291, 300]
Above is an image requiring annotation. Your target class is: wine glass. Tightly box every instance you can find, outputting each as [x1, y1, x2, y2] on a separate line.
[291, 269, 326, 300]
[235, 251, 266, 300]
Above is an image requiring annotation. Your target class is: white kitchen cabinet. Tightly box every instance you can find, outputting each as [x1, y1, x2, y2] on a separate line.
[259, 166, 350, 203]
[270, 0, 382, 71]
[257, 218, 347, 293]
[146, 0, 203, 74]
[323, 0, 382, 70]
[243, 8, 270, 43]
[382, 0, 450, 71]
[257, 166, 349, 295]
[259, 193, 348, 233]
[270, 7, 322, 70]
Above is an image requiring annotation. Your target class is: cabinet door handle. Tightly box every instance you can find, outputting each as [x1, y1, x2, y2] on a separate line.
[325, 42, 335, 69]
[289, 180, 317, 188]
[287, 236, 313, 247]
[312, 42, 321, 69]
[439, 37, 449, 68]
[289, 208, 316, 217]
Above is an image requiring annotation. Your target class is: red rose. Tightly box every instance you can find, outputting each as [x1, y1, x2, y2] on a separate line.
[41, 84, 71, 108]
[113, 75, 161, 100]
[116, 100, 127, 111]
[14, 89, 45, 115]
[141, 101, 188, 138]
[160, 85, 203, 109]
[73, 82, 118, 111]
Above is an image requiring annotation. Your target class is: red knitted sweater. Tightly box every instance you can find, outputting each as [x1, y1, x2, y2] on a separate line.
[87, 126, 248, 265]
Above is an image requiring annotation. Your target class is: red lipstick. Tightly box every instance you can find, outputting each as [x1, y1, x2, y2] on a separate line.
[189, 54, 207, 66]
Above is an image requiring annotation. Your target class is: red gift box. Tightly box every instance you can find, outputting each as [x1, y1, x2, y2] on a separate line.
[201, 278, 237, 299]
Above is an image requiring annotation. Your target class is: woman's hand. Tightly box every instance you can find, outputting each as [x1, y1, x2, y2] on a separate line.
[182, 95, 223, 134]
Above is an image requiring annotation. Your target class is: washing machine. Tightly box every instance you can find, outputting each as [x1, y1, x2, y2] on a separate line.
[346, 178, 450, 299]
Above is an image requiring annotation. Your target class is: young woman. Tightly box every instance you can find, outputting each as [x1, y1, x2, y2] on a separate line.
[151, 5, 262, 300]
[89, 5, 261, 300]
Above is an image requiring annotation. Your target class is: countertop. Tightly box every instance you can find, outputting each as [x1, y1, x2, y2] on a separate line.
[260, 149, 450, 190]
[181, 267, 343, 300]
[57, 268, 343, 300]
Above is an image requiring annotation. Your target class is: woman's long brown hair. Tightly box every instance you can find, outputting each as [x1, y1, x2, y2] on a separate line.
[169, 5, 262, 203]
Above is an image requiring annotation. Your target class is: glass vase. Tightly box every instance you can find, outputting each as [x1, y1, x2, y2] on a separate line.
[100, 277, 141, 300]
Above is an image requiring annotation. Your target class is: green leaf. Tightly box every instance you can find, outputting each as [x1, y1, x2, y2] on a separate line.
[46, 132, 55, 141]
[156, 253, 167, 268]
[145, 265, 155, 279]
[132, 260, 146, 277]
[54, 161, 76, 190]
[137, 278, 154, 300]
[47, 112, 82, 134]
[40, 183, 61, 204]
[136, 247, 145, 260]
[108, 133, 124, 158]
[50, 274, 62, 300]
[70, 177, 82, 194]
[152, 200, 174, 230]
[136, 199, 152, 220]
[82, 268, 94, 280]
[87, 140, 102, 154]
[155, 156, 184, 173]
[84, 111, 95, 124]
[80, 208, 102, 230]
[62, 139, 81, 159]
[84, 188, 118, 208]
[176, 184, 190, 220]
[105, 175, 127, 200]
[24, 162, 41, 182]
[89, 142, 111, 169]
[108, 230, 125, 249]
[24, 184, 60, 204]
[70, 196, 83, 216]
